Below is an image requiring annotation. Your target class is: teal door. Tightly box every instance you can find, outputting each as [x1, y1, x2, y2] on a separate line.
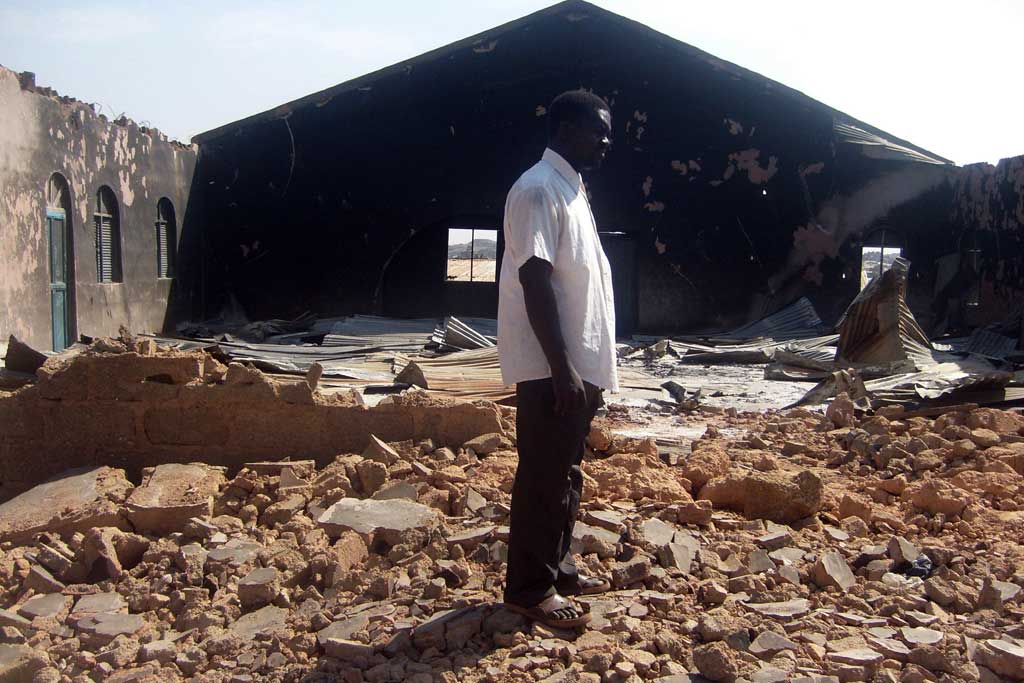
[47, 207, 70, 351]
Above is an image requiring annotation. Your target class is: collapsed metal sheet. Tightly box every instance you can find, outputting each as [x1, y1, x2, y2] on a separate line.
[836, 258, 932, 366]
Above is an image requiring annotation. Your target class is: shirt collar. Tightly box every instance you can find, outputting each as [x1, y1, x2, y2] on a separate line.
[542, 147, 582, 190]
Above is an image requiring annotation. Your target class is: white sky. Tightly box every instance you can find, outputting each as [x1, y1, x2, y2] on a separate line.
[2, 0, 1021, 165]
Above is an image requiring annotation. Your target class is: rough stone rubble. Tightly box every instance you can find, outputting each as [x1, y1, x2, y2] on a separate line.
[0, 346, 1022, 683]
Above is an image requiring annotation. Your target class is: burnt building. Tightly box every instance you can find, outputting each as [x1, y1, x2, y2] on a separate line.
[181, 0, 982, 336]
[0, 66, 197, 351]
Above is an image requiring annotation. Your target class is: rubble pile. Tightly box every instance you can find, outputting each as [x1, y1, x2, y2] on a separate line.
[0, 364, 1023, 682]
[0, 337, 509, 499]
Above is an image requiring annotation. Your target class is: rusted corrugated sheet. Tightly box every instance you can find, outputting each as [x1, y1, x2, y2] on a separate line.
[836, 258, 932, 365]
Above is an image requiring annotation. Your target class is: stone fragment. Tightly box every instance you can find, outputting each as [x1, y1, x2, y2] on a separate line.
[355, 459, 388, 495]
[571, 522, 620, 559]
[899, 627, 943, 646]
[16, 593, 67, 621]
[72, 592, 126, 615]
[744, 599, 811, 619]
[692, 641, 739, 681]
[829, 648, 883, 666]
[0, 644, 48, 681]
[362, 435, 400, 464]
[974, 639, 1024, 680]
[0, 610, 32, 630]
[838, 495, 873, 523]
[584, 510, 627, 533]
[125, 463, 226, 534]
[748, 549, 775, 574]
[811, 551, 856, 590]
[323, 638, 374, 661]
[611, 556, 651, 588]
[639, 518, 678, 547]
[909, 480, 969, 517]
[749, 631, 798, 657]
[372, 481, 419, 501]
[230, 605, 288, 641]
[75, 613, 146, 646]
[658, 542, 695, 574]
[0, 467, 133, 544]
[317, 498, 441, 544]
[680, 449, 730, 489]
[463, 432, 506, 455]
[238, 567, 280, 610]
[887, 536, 919, 565]
[317, 614, 370, 646]
[757, 529, 792, 550]
[827, 393, 857, 427]
[698, 469, 823, 523]
[139, 640, 177, 664]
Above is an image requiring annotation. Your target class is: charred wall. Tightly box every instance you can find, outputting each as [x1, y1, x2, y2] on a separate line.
[182, 6, 961, 334]
[0, 66, 196, 351]
[945, 155, 1024, 330]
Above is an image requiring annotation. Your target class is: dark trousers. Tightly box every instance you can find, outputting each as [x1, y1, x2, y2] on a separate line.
[504, 378, 603, 607]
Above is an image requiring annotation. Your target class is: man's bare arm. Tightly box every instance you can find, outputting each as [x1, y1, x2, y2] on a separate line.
[519, 256, 586, 414]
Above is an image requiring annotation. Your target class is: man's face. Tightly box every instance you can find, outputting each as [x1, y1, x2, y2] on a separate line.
[570, 108, 612, 170]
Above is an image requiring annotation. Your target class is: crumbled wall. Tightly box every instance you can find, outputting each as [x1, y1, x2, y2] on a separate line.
[0, 343, 508, 502]
[0, 66, 197, 350]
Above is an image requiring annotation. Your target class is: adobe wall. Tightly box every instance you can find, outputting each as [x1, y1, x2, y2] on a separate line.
[0, 66, 197, 351]
[0, 341, 508, 502]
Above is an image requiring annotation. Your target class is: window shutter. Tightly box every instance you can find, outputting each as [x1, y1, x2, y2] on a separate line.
[96, 216, 113, 282]
[157, 222, 169, 278]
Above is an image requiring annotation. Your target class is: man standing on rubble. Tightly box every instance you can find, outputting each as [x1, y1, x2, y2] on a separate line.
[498, 89, 618, 628]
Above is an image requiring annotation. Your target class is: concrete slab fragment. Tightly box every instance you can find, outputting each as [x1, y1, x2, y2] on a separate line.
[317, 498, 441, 544]
[0, 467, 132, 544]
[125, 463, 227, 534]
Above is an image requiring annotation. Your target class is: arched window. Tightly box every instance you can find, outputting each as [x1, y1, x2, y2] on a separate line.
[94, 186, 122, 283]
[156, 198, 177, 278]
[46, 173, 75, 350]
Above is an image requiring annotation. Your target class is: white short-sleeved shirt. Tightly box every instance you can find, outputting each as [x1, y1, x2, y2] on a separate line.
[497, 148, 619, 392]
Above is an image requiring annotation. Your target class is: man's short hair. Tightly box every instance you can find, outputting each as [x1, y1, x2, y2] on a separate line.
[548, 89, 610, 138]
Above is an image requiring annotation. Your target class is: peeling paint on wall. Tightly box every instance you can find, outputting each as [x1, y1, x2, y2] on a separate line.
[0, 66, 196, 350]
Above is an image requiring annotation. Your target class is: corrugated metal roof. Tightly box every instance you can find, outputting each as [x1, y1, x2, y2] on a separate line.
[834, 122, 952, 166]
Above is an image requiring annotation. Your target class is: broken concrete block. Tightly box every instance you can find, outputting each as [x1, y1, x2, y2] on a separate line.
[17, 593, 69, 621]
[75, 613, 146, 646]
[238, 568, 280, 610]
[362, 435, 400, 465]
[611, 556, 652, 588]
[463, 432, 506, 455]
[0, 644, 48, 681]
[322, 638, 374, 661]
[230, 605, 288, 641]
[974, 639, 1024, 680]
[125, 463, 227, 534]
[316, 498, 441, 545]
[0, 467, 132, 544]
[698, 469, 822, 523]
[811, 551, 856, 590]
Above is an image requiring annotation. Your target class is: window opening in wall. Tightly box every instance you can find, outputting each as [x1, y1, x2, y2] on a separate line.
[94, 186, 122, 283]
[860, 228, 902, 290]
[156, 198, 176, 278]
[446, 228, 497, 283]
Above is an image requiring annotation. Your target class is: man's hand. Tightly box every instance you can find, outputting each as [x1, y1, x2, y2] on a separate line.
[551, 361, 586, 415]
